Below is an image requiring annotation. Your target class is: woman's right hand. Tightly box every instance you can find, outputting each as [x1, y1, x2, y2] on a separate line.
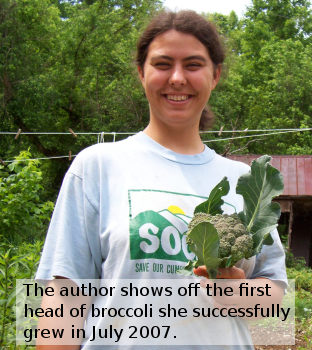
[193, 265, 246, 279]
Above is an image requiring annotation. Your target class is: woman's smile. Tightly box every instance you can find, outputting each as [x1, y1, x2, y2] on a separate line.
[165, 94, 191, 102]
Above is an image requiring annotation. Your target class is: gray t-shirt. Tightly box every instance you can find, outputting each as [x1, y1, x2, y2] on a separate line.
[36, 132, 287, 349]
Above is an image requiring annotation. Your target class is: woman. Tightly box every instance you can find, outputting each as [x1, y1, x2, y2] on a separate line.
[36, 10, 287, 349]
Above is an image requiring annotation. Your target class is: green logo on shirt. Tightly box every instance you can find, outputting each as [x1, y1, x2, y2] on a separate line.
[128, 190, 200, 262]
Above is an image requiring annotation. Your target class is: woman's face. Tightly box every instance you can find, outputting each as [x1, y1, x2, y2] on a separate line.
[138, 29, 221, 130]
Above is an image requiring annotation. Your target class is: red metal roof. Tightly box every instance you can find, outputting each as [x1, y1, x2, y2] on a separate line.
[228, 155, 312, 196]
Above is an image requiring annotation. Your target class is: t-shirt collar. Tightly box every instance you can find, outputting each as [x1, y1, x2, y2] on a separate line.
[132, 131, 215, 165]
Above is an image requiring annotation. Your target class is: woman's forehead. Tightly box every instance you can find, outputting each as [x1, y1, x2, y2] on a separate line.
[146, 29, 211, 60]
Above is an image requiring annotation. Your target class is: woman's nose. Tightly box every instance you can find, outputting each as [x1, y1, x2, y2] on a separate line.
[169, 65, 186, 86]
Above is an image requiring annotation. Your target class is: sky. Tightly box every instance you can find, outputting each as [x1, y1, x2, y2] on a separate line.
[162, 0, 253, 17]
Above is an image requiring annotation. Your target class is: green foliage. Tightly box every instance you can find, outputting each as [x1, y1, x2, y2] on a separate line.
[1, 0, 312, 194]
[194, 177, 229, 215]
[286, 250, 307, 269]
[184, 221, 220, 278]
[0, 0, 161, 197]
[0, 151, 54, 243]
[244, 0, 312, 43]
[0, 240, 43, 347]
[183, 156, 283, 277]
[236, 155, 283, 251]
[286, 254, 312, 327]
[287, 267, 312, 292]
[208, 0, 312, 156]
[287, 265, 312, 327]
[295, 289, 312, 320]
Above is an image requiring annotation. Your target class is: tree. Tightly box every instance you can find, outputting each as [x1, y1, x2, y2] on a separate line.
[0, 0, 63, 157]
[207, 0, 312, 155]
[0, 0, 161, 193]
[244, 0, 312, 42]
[242, 39, 312, 154]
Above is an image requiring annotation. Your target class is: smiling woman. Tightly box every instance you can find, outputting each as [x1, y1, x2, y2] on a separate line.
[35, 10, 287, 350]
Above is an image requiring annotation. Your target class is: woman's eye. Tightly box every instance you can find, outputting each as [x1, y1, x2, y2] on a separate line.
[187, 63, 201, 69]
[154, 62, 171, 69]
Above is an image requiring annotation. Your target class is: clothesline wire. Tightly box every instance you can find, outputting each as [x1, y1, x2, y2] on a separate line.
[1, 128, 311, 164]
[1, 155, 76, 163]
[201, 127, 312, 134]
[203, 129, 308, 143]
[0, 127, 311, 136]
[0, 131, 137, 136]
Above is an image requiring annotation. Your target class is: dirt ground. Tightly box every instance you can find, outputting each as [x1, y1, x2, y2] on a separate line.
[254, 334, 307, 350]
[251, 324, 306, 350]
[255, 345, 302, 350]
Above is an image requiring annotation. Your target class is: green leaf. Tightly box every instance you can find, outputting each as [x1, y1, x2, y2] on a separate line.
[194, 177, 230, 215]
[187, 222, 221, 277]
[225, 256, 233, 268]
[183, 260, 195, 271]
[262, 232, 274, 245]
[236, 155, 284, 253]
[179, 260, 197, 276]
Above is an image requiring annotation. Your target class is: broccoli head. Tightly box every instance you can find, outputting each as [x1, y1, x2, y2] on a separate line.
[187, 213, 254, 267]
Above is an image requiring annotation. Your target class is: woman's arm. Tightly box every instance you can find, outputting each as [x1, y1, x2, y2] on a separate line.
[36, 278, 91, 350]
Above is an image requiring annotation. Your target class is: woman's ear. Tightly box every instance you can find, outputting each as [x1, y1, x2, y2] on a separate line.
[137, 66, 144, 84]
[212, 64, 222, 90]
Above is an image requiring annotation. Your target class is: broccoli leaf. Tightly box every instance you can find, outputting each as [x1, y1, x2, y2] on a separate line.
[194, 177, 230, 215]
[236, 155, 284, 253]
[179, 260, 197, 276]
[187, 222, 220, 278]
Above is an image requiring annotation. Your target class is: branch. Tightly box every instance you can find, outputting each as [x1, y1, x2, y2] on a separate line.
[226, 138, 261, 155]
[61, 105, 81, 124]
[11, 113, 60, 157]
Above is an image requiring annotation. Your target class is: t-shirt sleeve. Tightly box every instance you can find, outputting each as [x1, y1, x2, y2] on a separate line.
[251, 228, 288, 287]
[36, 170, 102, 281]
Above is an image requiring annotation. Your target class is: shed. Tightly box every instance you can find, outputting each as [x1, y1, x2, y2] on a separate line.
[228, 155, 312, 267]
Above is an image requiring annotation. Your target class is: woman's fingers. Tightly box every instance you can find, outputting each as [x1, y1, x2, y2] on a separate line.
[217, 267, 246, 279]
[193, 266, 246, 279]
[193, 266, 209, 278]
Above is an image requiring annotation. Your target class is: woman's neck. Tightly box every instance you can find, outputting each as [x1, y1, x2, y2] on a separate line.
[143, 123, 204, 155]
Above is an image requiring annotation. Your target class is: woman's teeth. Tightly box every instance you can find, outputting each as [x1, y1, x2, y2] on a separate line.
[166, 95, 189, 101]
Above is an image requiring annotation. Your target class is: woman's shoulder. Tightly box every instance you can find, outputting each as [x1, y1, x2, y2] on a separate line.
[77, 138, 130, 159]
[68, 135, 139, 177]
[212, 152, 250, 174]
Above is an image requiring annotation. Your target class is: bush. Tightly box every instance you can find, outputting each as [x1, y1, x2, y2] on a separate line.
[287, 267, 312, 292]
[0, 241, 43, 347]
[287, 264, 312, 321]
[0, 150, 54, 243]
[285, 249, 307, 269]
[295, 289, 312, 320]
